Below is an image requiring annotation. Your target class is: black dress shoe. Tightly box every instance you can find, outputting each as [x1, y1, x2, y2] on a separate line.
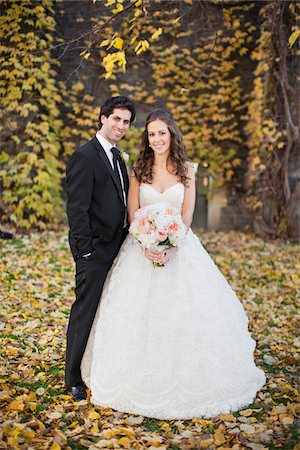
[0, 230, 13, 239]
[69, 385, 87, 401]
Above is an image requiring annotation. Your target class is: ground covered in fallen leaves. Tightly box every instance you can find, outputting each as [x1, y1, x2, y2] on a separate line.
[0, 230, 299, 449]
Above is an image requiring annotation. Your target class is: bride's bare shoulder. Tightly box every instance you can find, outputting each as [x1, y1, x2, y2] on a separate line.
[129, 167, 140, 188]
[185, 162, 195, 179]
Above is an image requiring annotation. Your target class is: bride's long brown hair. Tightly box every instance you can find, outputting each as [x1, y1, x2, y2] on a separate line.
[133, 110, 189, 185]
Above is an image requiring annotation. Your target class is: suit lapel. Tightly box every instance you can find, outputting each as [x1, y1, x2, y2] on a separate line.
[91, 137, 124, 203]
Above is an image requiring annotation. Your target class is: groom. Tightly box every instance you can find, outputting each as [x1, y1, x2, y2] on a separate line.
[65, 96, 136, 400]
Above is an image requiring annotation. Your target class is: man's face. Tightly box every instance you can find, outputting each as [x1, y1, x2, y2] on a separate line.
[100, 108, 132, 144]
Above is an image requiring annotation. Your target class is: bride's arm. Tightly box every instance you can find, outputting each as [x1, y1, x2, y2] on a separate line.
[182, 163, 196, 229]
[162, 163, 196, 265]
[127, 169, 140, 224]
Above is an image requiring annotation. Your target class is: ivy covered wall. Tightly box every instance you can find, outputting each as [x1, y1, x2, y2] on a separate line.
[0, 0, 299, 238]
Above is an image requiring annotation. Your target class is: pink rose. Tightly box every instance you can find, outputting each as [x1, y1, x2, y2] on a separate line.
[168, 222, 179, 234]
[156, 230, 168, 242]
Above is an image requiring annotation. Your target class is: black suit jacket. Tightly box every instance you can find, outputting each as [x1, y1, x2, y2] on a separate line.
[66, 137, 129, 262]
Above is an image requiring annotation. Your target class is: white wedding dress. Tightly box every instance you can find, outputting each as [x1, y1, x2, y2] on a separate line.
[81, 183, 265, 419]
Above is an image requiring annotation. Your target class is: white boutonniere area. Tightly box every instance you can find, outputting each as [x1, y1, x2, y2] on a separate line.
[120, 151, 130, 163]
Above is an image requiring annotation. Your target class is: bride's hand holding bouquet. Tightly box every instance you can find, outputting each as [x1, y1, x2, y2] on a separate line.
[129, 202, 187, 266]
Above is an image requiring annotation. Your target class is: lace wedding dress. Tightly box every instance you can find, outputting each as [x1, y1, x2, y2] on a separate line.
[81, 183, 265, 419]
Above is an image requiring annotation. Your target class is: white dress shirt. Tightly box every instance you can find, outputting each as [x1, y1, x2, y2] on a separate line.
[96, 132, 127, 206]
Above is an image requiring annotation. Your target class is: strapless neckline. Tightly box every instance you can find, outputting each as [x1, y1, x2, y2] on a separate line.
[140, 183, 183, 195]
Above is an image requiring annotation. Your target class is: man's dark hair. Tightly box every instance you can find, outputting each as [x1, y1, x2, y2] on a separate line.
[98, 96, 136, 128]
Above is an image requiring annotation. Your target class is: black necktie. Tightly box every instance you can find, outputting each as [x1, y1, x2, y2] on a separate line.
[111, 147, 123, 189]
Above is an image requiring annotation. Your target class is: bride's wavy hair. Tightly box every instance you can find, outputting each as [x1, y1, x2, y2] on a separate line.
[133, 110, 189, 185]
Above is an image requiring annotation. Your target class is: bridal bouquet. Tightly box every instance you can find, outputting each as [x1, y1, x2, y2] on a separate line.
[129, 202, 187, 266]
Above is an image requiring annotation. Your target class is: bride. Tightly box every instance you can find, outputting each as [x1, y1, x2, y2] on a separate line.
[81, 109, 265, 419]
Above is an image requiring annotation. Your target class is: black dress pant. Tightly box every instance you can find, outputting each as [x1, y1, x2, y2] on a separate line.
[65, 231, 127, 388]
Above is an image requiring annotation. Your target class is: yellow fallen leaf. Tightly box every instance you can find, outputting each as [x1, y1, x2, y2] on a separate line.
[35, 372, 47, 380]
[7, 437, 19, 447]
[59, 394, 72, 400]
[11, 425, 25, 437]
[115, 427, 135, 436]
[66, 425, 85, 437]
[199, 419, 213, 426]
[214, 431, 226, 445]
[96, 440, 111, 448]
[102, 429, 113, 439]
[38, 420, 46, 431]
[126, 415, 144, 425]
[200, 438, 214, 448]
[54, 429, 68, 444]
[273, 404, 287, 414]
[118, 436, 132, 448]
[91, 424, 99, 433]
[27, 392, 36, 401]
[0, 390, 12, 401]
[240, 423, 256, 433]
[146, 440, 162, 447]
[22, 429, 35, 439]
[240, 408, 253, 416]
[10, 373, 20, 380]
[28, 402, 37, 411]
[88, 410, 100, 419]
[160, 422, 171, 431]
[150, 447, 169, 450]
[279, 413, 294, 425]
[36, 387, 46, 395]
[181, 430, 193, 437]
[7, 399, 25, 411]
[249, 417, 258, 423]
[220, 413, 236, 422]
[46, 411, 62, 419]
[79, 439, 95, 447]
[51, 443, 61, 450]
